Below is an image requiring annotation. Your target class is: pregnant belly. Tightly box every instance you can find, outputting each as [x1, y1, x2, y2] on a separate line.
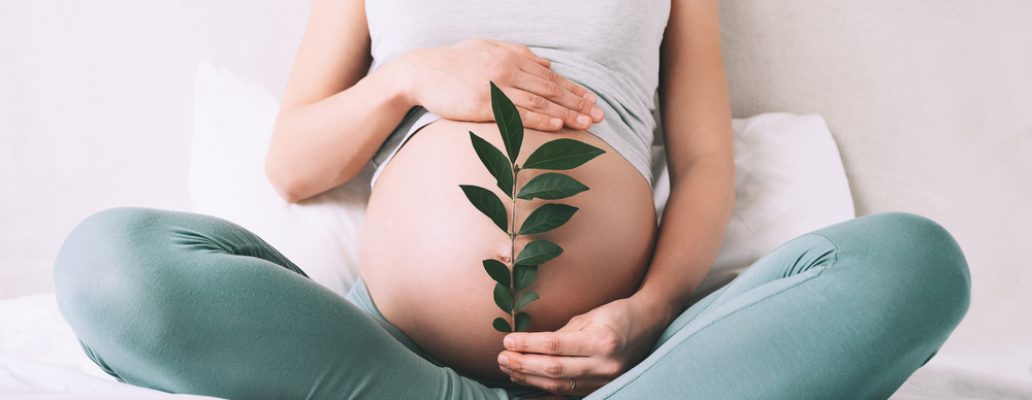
[358, 119, 657, 382]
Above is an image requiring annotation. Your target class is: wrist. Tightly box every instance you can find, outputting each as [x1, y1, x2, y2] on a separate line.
[628, 288, 678, 331]
[381, 50, 419, 108]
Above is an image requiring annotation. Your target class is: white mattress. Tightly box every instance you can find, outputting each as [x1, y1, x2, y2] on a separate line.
[3, 293, 1031, 399]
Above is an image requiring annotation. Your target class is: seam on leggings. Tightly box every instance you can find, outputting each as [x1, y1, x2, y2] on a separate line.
[678, 233, 841, 331]
[602, 233, 841, 399]
[173, 224, 309, 277]
[235, 242, 308, 277]
[672, 284, 730, 331]
[805, 232, 842, 270]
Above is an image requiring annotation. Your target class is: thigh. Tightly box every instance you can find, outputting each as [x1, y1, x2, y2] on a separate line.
[54, 207, 509, 400]
[586, 212, 970, 400]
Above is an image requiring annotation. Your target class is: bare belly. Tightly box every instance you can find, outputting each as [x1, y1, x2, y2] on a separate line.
[358, 119, 657, 381]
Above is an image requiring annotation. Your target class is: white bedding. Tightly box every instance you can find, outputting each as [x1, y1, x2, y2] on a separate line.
[3, 293, 1032, 399]
[0, 293, 218, 399]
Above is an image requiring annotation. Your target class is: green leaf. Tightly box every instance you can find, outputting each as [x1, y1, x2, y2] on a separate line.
[490, 81, 523, 161]
[518, 204, 578, 235]
[493, 283, 514, 313]
[483, 259, 510, 287]
[493, 317, 512, 333]
[515, 291, 539, 311]
[469, 131, 514, 197]
[515, 312, 531, 332]
[459, 184, 508, 233]
[514, 264, 538, 290]
[516, 240, 563, 266]
[522, 138, 605, 170]
[516, 173, 589, 200]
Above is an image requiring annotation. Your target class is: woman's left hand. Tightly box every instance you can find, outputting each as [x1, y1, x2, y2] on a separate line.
[497, 295, 674, 396]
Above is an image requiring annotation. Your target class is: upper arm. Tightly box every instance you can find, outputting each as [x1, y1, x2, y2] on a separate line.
[281, 0, 372, 111]
[658, 0, 732, 174]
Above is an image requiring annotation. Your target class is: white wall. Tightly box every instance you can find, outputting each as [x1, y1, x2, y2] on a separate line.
[1, 0, 1030, 383]
[719, 1, 1032, 382]
[0, 0, 311, 298]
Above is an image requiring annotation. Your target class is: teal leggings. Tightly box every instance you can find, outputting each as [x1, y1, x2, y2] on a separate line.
[53, 207, 970, 399]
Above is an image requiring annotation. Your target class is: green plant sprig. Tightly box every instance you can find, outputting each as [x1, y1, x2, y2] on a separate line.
[459, 81, 604, 332]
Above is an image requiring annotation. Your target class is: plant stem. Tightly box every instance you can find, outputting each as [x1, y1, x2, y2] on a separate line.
[509, 164, 519, 331]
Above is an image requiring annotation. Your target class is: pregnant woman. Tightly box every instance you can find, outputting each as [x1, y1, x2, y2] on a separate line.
[53, 0, 971, 399]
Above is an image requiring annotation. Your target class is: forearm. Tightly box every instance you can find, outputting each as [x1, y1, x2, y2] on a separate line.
[265, 58, 413, 202]
[630, 154, 735, 327]
[626, 0, 735, 329]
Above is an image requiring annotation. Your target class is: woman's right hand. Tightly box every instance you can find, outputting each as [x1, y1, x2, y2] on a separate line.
[395, 38, 605, 132]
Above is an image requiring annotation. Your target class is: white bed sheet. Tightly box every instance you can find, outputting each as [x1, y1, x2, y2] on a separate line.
[0, 294, 219, 400]
[4, 293, 1032, 399]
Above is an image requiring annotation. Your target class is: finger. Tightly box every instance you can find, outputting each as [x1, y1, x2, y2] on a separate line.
[518, 60, 601, 118]
[498, 85, 563, 131]
[511, 70, 595, 130]
[507, 87, 588, 130]
[516, 106, 563, 132]
[501, 365, 608, 396]
[517, 60, 595, 108]
[518, 62, 605, 125]
[520, 59, 589, 99]
[499, 351, 622, 379]
[497, 42, 551, 67]
[504, 331, 595, 356]
[586, 93, 604, 123]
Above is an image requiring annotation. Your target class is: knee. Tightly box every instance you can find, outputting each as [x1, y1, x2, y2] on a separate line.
[53, 207, 167, 333]
[868, 212, 971, 325]
[54, 207, 163, 283]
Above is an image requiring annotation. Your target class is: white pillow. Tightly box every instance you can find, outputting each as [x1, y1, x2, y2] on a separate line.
[189, 61, 854, 301]
[653, 113, 856, 300]
[189, 61, 369, 297]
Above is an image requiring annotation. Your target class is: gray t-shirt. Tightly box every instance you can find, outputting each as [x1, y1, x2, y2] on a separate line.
[365, 0, 671, 190]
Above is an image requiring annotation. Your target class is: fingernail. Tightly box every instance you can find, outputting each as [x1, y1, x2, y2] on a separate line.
[498, 354, 509, 367]
[504, 335, 515, 349]
[550, 118, 562, 128]
[584, 92, 596, 102]
[590, 107, 604, 120]
[576, 115, 590, 126]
